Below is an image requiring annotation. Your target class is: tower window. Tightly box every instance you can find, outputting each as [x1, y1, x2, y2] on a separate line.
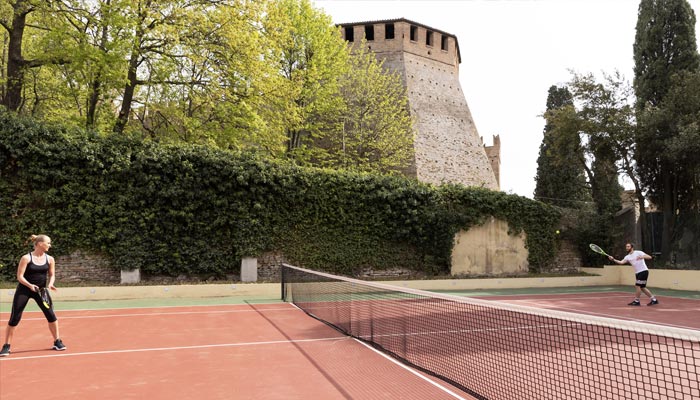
[385, 23, 395, 39]
[365, 25, 374, 41]
[426, 30, 433, 46]
[441, 35, 448, 51]
[345, 26, 354, 42]
[410, 25, 418, 41]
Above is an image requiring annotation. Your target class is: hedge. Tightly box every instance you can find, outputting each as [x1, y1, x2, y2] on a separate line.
[0, 111, 560, 279]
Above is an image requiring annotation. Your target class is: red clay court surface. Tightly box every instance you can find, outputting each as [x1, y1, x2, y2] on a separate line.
[472, 291, 700, 330]
[0, 303, 476, 400]
[1, 291, 698, 399]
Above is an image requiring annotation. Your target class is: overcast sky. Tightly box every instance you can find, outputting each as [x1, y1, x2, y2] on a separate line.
[312, 0, 700, 198]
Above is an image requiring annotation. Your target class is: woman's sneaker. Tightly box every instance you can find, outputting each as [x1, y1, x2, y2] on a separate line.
[628, 300, 641, 306]
[0, 344, 10, 357]
[53, 339, 66, 351]
[647, 299, 659, 306]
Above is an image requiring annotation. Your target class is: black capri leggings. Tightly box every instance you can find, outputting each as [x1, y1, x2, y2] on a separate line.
[8, 284, 57, 326]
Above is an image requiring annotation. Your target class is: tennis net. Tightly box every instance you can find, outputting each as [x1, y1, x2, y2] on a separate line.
[281, 264, 700, 400]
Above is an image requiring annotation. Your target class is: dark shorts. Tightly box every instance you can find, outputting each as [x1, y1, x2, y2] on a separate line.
[635, 270, 649, 288]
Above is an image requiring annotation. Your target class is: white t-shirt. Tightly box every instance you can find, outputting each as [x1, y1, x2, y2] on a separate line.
[623, 250, 649, 273]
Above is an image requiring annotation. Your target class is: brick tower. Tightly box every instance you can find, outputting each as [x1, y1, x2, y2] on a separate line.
[339, 19, 499, 190]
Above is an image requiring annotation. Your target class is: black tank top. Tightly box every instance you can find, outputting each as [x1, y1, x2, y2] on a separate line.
[24, 253, 49, 287]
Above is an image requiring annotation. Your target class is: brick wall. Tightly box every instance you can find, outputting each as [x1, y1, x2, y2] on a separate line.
[257, 251, 287, 282]
[55, 250, 120, 284]
[257, 252, 421, 281]
[549, 239, 582, 273]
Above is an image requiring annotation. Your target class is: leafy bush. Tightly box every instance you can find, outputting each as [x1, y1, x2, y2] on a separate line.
[0, 111, 560, 279]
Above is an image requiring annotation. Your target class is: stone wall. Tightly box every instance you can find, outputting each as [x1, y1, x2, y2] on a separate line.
[257, 251, 287, 281]
[549, 239, 582, 273]
[450, 217, 529, 276]
[257, 253, 420, 280]
[403, 52, 498, 189]
[484, 135, 501, 188]
[342, 19, 499, 190]
[55, 250, 120, 284]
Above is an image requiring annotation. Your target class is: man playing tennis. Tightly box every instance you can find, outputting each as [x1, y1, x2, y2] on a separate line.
[608, 243, 659, 306]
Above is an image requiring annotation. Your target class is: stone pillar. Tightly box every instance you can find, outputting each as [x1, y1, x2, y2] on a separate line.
[121, 268, 141, 284]
[241, 257, 258, 282]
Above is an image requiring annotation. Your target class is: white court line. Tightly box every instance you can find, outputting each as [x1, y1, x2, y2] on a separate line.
[505, 301, 700, 331]
[6, 307, 296, 321]
[0, 336, 347, 362]
[0, 307, 295, 321]
[470, 293, 631, 301]
[494, 294, 630, 301]
[287, 302, 470, 400]
[0, 301, 287, 314]
[353, 339, 469, 400]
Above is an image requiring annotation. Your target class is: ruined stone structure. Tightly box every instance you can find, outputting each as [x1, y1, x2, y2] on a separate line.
[483, 134, 501, 188]
[339, 19, 499, 189]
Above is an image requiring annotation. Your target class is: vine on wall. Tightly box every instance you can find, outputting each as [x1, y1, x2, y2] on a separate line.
[0, 112, 560, 280]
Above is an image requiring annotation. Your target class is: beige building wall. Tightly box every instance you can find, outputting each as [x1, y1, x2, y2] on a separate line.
[451, 217, 529, 275]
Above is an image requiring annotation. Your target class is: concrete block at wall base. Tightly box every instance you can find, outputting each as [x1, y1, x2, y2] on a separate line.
[121, 268, 141, 284]
[241, 257, 257, 282]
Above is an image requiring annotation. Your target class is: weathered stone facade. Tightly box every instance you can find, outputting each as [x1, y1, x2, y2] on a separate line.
[340, 19, 499, 189]
[56, 250, 120, 284]
[484, 135, 501, 188]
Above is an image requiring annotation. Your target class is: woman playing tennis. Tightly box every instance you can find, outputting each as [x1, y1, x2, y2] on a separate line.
[0, 234, 66, 357]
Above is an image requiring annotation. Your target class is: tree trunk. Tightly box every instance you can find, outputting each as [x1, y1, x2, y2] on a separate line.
[87, 2, 111, 129]
[3, 3, 30, 112]
[86, 74, 102, 129]
[660, 169, 675, 260]
[113, 50, 140, 133]
[636, 193, 650, 252]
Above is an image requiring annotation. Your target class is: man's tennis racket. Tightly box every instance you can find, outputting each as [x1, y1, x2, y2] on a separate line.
[589, 243, 612, 258]
[38, 287, 52, 309]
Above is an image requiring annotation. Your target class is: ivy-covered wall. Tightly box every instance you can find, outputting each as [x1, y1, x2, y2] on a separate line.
[0, 112, 561, 280]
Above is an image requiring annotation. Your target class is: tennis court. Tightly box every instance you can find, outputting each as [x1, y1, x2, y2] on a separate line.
[2, 265, 699, 400]
[0, 301, 476, 400]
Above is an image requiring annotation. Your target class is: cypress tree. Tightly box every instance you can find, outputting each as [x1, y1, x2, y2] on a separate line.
[633, 0, 700, 258]
[534, 86, 589, 208]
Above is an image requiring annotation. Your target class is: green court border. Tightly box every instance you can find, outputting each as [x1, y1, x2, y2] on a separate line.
[2, 285, 697, 313]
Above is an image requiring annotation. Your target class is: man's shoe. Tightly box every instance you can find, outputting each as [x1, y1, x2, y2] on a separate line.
[0, 344, 10, 357]
[628, 300, 641, 306]
[53, 339, 66, 351]
[647, 299, 659, 306]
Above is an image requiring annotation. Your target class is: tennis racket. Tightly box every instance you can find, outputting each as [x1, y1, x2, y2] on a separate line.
[38, 287, 52, 309]
[589, 243, 611, 258]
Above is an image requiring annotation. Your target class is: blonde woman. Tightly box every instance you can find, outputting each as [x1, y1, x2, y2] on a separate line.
[0, 235, 66, 357]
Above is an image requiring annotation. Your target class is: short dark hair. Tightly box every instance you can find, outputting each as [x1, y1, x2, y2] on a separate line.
[626, 242, 635, 249]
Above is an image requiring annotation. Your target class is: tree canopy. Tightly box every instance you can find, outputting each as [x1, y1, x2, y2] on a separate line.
[634, 0, 700, 258]
[534, 85, 589, 208]
[0, 0, 415, 175]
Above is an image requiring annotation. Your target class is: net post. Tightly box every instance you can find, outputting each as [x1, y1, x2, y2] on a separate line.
[280, 263, 286, 301]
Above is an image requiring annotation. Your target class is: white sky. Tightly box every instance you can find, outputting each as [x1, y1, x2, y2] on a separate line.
[312, 0, 700, 198]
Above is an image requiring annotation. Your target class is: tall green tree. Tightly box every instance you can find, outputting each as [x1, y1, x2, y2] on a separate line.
[534, 85, 589, 208]
[328, 41, 414, 174]
[133, 0, 282, 150]
[0, 0, 72, 112]
[633, 0, 700, 257]
[261, 0, 348, 163]
[35, 0, 130, 131]
[569, 72, 647, 249]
